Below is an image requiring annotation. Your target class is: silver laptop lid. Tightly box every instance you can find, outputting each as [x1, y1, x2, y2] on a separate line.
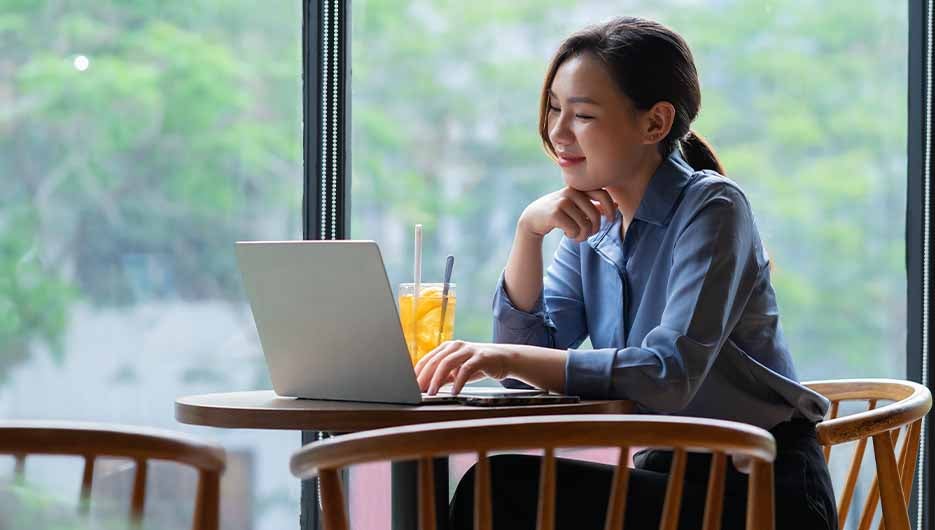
[235, 240, 422, 404]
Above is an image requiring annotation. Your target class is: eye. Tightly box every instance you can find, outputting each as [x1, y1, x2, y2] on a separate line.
[575, 114, 594, 120]
[548, 104, 560, 113]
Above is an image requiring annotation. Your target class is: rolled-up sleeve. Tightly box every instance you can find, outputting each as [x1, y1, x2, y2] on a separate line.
[492, 235, 588, 348]
[494, 235, 589, 389]
[565, 191, 759, 412]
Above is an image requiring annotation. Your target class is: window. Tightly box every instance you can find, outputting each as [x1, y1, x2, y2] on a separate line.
[1, 2, 303, 528]
[351, 1, 908, 380]
[349, 2, 909, 528]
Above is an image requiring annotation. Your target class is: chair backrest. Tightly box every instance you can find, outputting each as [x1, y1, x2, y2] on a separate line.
[803, 379, 932, 530]
[0, 421, 227, 530]
[290, 414, 777, 530]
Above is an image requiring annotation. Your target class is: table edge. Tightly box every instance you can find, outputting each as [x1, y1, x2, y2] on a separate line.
[174, 396, 632, 432]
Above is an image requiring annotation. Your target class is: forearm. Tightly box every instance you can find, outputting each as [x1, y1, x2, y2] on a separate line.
[506, 345, 568, 394]
[503, 223, 545, 312]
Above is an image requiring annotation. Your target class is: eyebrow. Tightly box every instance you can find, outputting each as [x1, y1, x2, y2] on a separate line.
[548, 90, 600, 105]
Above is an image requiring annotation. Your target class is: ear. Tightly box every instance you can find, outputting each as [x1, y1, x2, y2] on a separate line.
[640, 101, 676, 145]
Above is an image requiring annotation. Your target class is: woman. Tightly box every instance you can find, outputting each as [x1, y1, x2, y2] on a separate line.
[414, 16, 837, 530]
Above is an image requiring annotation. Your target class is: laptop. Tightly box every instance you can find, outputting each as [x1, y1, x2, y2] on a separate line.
[235, 240, 576, 405]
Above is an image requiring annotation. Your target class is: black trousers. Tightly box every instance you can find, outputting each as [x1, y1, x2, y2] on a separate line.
[449, 418, 837, 530]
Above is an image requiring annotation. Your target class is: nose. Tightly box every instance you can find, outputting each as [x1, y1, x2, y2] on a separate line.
[549, 112, 575, 148]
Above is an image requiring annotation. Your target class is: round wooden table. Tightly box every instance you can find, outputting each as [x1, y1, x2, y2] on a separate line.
[175, 390, 630, 431]
[175, 390, 631, 530]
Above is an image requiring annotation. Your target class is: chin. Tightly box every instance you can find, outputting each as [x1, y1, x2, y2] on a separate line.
[562, 172, 603, 192]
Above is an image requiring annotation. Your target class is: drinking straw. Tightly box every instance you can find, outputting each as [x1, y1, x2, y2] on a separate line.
[437, 255, 455, 345]
[413, 224, 422, 355]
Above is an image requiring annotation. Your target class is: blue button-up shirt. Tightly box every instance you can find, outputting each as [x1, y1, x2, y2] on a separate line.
[494, 149, 829, 430]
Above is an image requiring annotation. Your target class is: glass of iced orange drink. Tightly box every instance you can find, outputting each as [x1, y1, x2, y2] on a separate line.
[397, 282, 456, 365]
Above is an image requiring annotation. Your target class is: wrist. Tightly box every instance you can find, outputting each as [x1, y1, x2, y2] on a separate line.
[507, 346, 568, 393]
[516, 217, 545, 242]
[499, 347, 523, 380]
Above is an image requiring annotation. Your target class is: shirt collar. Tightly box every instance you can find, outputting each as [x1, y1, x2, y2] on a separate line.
[587, 148, 696, 248]
[634, 147, 696, 226]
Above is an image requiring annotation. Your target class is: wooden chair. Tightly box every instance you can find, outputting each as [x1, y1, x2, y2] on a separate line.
[0, 420, 227, 530]
[803, 379, 932, 530]
[290, 414, 777, 530]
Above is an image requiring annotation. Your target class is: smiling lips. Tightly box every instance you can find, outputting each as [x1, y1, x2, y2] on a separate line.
[558, 154, 586, 167]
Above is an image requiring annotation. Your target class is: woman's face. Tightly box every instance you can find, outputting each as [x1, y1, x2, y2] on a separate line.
[547, 52, 654, 191]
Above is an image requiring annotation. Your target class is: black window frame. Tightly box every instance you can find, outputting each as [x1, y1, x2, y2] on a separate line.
[908, 1, 934, 527]
[303, 0, 349, 242]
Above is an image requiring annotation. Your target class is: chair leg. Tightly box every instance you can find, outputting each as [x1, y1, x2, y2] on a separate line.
[872, 432, 910, 530]
[319, 469, 350, 530]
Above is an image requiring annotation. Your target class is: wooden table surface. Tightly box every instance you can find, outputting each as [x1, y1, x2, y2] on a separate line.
[175, 390, 632, 433]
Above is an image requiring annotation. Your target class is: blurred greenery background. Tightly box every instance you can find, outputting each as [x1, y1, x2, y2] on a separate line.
[0, 0, 907, 528]
[351, 0, 907, 381]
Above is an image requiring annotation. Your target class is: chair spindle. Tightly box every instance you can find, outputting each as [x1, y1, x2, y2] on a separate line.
[871, 427, 905, 530]
[877, 427, 904, 530]
[537, 448, 556, 530]
[192, 469, 222, 530]
[898, 420, 922, 499]
[746, 459, 775, 530]
[701, 452, 727, 530]
[130, 459, 148, 524]
[475, 451, 492, 530]
[872, 431, 910, 530]
[319, 468, 349, 530]
[858, 471, 880, 530]
[838, 433, 870, 529]
[79, 455, 95, 515]
[603, 446, 631, 530]
[659, 448, 687, 530]
[855, 399, 883, 530]
[824, 401, 840, 462]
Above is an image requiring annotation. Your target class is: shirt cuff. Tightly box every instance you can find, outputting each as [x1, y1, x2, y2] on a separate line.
[565, 348, 618, 399]
[492, 271, 549, 331]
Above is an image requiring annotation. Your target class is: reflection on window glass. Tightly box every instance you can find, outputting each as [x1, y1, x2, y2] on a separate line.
[0, 2, 302, 529]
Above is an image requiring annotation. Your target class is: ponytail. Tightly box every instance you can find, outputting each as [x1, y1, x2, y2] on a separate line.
[679, 130, 725, 175]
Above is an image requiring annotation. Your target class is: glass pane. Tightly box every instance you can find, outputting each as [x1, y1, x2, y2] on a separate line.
[351, 1, 906, 527]
[0, 2, 303, 529]
[351, 0, 906, 379]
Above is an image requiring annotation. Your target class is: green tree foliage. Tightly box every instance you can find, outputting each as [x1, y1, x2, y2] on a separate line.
[0, 0, 907, 384]
[350, 0, 907, 379]
[0, 1, 301, 380]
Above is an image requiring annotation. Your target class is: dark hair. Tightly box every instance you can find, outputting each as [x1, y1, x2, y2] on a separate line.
[538, 17, 725, 175]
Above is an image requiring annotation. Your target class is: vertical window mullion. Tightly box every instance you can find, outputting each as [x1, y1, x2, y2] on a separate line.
[320, 0, 330, 239]
[300, 2, 350, 529]
[304, 0, 348, 241]
[909, 0, 933, 527]
[923, 0, 933, 526]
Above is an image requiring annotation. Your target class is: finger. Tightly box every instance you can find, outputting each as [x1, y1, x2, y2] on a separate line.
[430, 368, 458, 393]
[416, 341, 463, 390]
[429, 349, 474, 394]
[565, 191, 603, 232]
[417, 347, 455, 391]
[552, 209, 581, 241]
[585, 189, 617, 222]
[414, 340, 451, 377]
[413, 343, 439, 380]
[428, 348, 474, 394]
[451, 358, 485, 395]
[557, 201, 591, 242]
